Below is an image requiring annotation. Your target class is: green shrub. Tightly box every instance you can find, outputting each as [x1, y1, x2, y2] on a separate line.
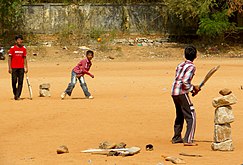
[197, 10, 235, 39]
[89, 28, 105, 39]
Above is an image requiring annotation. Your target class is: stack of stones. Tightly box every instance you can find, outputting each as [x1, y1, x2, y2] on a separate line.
[39, 83, 51, 97]
[211, 88, 237, 151]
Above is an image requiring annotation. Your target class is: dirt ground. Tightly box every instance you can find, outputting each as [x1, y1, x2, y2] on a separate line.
[0, 43, 243, 165]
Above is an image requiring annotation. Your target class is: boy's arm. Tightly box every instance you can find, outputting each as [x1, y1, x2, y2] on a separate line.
[8, 55, 12, 74]
[24, 56, 28, 73]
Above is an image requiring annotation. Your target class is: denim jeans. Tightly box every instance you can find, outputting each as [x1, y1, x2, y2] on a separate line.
[65, 70, 91, 97]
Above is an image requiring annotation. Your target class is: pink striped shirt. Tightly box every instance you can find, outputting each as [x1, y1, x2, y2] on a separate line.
[171, 60, 196, 96]
[73, 58, 92, 77]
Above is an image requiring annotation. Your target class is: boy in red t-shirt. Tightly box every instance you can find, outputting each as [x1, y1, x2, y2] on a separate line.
[61, 50, 94, 99]
[8, 35, 28, 100]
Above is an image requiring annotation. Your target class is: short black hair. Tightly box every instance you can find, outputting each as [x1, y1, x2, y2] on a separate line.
[15, 35, 23, 41]
[184, 46, 197, 61]
[86, 50, 94, 56]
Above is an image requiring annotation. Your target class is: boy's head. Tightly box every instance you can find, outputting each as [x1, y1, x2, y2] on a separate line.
[86, 50, 94, 61]
[184, 46, 197, 61]
[15, 35, 23, 41]
[15, 35, 24, 47]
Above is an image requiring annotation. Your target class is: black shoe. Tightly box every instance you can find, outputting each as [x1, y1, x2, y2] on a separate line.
[171, 139, 184, 144]
[14, 95, 20, 100]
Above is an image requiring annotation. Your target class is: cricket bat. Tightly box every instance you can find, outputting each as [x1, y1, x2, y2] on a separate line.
[192, 65, 220, 96]
[26, 74, 33, 100]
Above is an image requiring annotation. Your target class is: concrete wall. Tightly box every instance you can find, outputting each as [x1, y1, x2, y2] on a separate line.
[22, 3, 167, 34]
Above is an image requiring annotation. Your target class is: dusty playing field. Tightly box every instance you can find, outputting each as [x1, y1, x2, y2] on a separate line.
[0, 46, 243, 165]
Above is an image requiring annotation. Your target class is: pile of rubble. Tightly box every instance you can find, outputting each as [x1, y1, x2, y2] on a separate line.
[113, 37, 169, 46]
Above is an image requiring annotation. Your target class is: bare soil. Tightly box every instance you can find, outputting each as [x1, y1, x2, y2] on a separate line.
[0, 43, 243, 165]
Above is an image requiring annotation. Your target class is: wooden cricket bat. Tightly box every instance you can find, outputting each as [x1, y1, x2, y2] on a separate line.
[26, 74, 33, 100]
[192, 65, 220, 96]
[199, 65, 220, 88]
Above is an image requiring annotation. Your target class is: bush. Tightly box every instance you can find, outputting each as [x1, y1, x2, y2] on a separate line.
[197, 10, 235, 40]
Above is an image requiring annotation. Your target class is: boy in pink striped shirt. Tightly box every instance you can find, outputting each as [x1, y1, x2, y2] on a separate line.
[61, 50, 94, 99]
[171, 46, 200, 146]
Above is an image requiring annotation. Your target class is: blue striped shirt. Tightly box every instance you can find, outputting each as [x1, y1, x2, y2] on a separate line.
[171, 60, 196, 96]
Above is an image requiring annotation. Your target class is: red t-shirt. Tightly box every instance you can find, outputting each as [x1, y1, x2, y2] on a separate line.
[9, 45, 27, 68]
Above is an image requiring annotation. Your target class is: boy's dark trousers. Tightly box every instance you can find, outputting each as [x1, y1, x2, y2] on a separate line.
[172, 93, 196, 143]
[11, 68, 25, 99]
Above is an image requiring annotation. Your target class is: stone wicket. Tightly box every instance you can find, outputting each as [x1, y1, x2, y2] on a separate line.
[211, 88, 237, 151]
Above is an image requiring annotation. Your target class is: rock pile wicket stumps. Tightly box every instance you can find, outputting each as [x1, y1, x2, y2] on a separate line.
[211, 88, 237, 151]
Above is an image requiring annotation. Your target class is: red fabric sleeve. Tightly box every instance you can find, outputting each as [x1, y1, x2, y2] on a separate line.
[9, 47, 14, 56]
[76, 59, 92, 77]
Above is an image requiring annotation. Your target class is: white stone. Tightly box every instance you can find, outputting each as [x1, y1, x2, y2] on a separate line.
[214, 124, 231, 142]
[142, 42, 148, 46]
[39, 89, 51, 97]
[148, 39, 154, 43]
[128, 39, 135, 43]
[78, 46, 90, 50]
[114, 39, 127, 44]
[154, 42, 161, 46]
[215, 106, 234, 124]
[211, 140, 234, 151]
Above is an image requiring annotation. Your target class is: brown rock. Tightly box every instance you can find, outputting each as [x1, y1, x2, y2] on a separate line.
[212, 94, 237, 108]
[214, 124, 232, 142]
[211, 140, 234, 151]
[57, 145, 69, 154]
[99, 141, 116, 149]
[116, 142, 126, 148]
[214, 106, 234, 124]
[39, 83, 50, 89]
[219, 88, 232, 96]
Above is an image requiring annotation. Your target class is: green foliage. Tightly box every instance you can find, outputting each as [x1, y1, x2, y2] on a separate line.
[57, 23, 84, 46]
[197, 11, 234, 38]
[89, 27, 105, 39]
[24, 0, 162, 3]
[0, 0, 28, 45]
[164, 0, 239, 41]
[164, 0, 205, 20]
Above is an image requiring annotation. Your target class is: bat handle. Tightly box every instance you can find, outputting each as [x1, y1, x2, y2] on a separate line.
[192, 86, 202, 97]
[192, 91, 199, 97]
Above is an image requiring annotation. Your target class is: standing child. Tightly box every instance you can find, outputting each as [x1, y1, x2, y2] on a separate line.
[171, 46, 200, 146]
[8, 35, 28, 100]
[61, 50, 94, 99]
